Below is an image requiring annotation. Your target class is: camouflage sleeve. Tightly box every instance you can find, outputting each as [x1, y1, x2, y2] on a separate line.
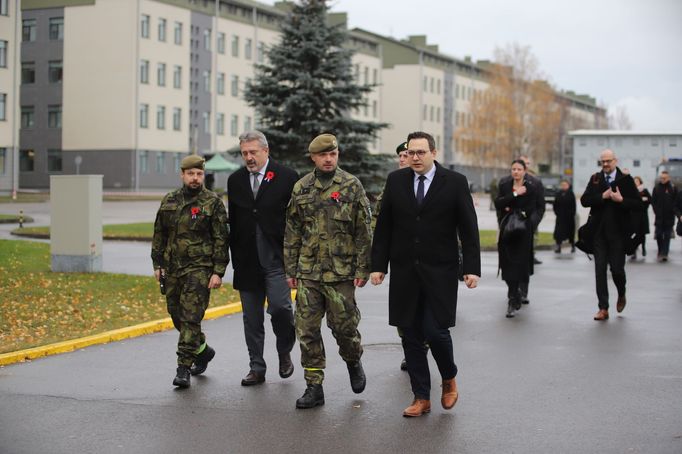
[283, 190, 302, 278]
[210, 197, 230, 277]
[370, 190, 383, 233]
[353, 184, 372, 280]
[151, 199, 167, 270]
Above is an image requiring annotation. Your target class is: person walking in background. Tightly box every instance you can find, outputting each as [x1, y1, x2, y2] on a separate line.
[284, 133, 372, 409]
[651, 171, 679, 262]
[552, 179, 576, 254]
[629, 176, 651, 261]
[495, 159, 537, 318]
[151, 155, 230, 388]
[371, 130, 481, 417]
[581, 149, 642, 321]
[227, 131, 298, 387]
[520, 155, 546, 266]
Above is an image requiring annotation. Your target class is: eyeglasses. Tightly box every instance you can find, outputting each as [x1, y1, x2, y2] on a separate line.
[600, 159, 614, 164]
[406, 150, 429, 157]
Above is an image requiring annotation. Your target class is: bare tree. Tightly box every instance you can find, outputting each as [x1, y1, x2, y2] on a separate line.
[608, 105, 634, 130]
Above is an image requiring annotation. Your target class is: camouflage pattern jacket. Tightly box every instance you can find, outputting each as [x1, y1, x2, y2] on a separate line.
[284, 168, 372, 283]
[151, 187, 229, 277]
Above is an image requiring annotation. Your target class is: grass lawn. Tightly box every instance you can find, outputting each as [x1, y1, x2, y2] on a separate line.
[0, 214, 34, 224]
[0, 239, 240, 354]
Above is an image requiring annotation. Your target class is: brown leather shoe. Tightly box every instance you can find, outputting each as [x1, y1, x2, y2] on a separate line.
[279, 353, 294, 379]
[441, 378, 459, 410]
[593, 309, 609, 321]
[241, 370, 265, 386]
[403, 399, 431, 417]
[616, 296, 626, 313]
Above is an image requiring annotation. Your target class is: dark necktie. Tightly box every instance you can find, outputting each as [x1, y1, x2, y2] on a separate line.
[605, 174, 611, 184]
[416, 175, 426, 205]
[251, 172, 260, 198]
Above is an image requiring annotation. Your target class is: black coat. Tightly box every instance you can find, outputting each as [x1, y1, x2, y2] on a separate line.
[651, 182, 679, 229]
[636, 188, 651, 236]
[371, 162, 481, 328]
[553, 188, 576, 243]
[495, 177, 536, 282]
[498, 173, 545, 229]
[227, 160, 298, 290]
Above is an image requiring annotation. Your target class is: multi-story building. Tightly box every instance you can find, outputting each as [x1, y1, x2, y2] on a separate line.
[570, 130, 682, 192]
[0, 0, 20, 195]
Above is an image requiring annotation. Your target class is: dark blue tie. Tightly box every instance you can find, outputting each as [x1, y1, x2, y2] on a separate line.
[416, 175, 426, 205]
[606, 174, 611, 185]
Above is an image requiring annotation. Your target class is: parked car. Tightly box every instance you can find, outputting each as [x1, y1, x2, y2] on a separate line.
[539, 174, 561, 204]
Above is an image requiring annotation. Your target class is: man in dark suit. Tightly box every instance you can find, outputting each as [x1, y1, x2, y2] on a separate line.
[370, 131, 481, 417]
[228, 131, 298, 385]
[580, 148, 642, 321]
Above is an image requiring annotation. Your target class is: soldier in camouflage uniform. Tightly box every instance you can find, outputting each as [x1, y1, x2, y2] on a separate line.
[151, 155, 230, 388]
[284, 133, 372, 409]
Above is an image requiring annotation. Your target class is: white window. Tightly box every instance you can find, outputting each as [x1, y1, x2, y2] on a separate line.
[157, 106, 165, 130]
[173, 108, 181, 131]
[139, 150, 148, 174]
[217, 73, 225, 95]
[245, 38, 252, 60]
[257, 42, 265, 62]
[230, 114, 238, 136]
[0, 94, 5, 120]
[437, 79, 441, 94]
[49, 17, 64, 41]
[203, 70, 211, 92]
[0, 0, 8, 15]
[174, 154, 182, 172]
[203, 112, 210, 133]
[48, 105, 61, 128]
[230, 75, 239, 97]
[157, 63, 166, 87]
[231, 35, 239, 57]
[0, 40, 7, 68]
[156, 152, 165, 173]
[423, 76, 427, 92]
[423, 105, 427, 121]
[372, 100, 377, 118]
[140, 15, 149, 39]
[139, 104, 148, 128]
[364, 67, 369, 85]
[372, 69, 377, 85]
[216, 113, 225, 135]
[244, 116, 252, 132]
[204, 29, 211, 51]
[671, 138, 678, 147]
[436, 107, 441, 123]
[173, 65, 182, 89]
[0, 148, 6, 174]
[217, 32, 225, 54]
[174, 21, 182, 45]
[140, 60, 149, 84]
[158, 18, 166, 42]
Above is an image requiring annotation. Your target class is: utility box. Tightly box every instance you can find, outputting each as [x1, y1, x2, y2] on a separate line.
[50, 175, 103, 272]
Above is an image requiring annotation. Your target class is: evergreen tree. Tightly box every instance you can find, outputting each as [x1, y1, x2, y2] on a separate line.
[243, 0, 388, 193]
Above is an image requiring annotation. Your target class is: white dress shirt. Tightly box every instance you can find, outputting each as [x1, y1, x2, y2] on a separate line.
[252, 159, 270, 186]
[413, 164, 437, 197]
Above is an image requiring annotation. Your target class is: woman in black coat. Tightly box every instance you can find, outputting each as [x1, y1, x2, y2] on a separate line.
[552, 180, 576, 253]
[629, 176, 651, 260]
[495, 159, 536, 318]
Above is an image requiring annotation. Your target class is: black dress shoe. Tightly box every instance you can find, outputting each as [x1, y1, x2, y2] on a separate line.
[241, 370, 265, 386]
[173, 365, 190, 388]
[279, 352, 294, 379]
[506, 302, 515, 318]
[296, 384, 325, 409]
[400, 358, 408, 371]
[190, 345, 215, 376]
[521, 296, 529, 305]
[347, 361, 366, 394]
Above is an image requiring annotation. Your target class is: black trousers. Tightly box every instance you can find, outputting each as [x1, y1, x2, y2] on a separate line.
[401, 292, 457, 401]
[655, 226, 672, 257]
[593, 229, 626, 310]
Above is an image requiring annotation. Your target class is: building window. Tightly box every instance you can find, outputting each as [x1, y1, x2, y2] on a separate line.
[48, 105, 62, 128]
[0, 148, 5, 174]
[257, 42, 265, 62]
[174, 154, 181, 173]
[203, 70, 211, 92]
[174, 21, 182, 45]
[245, 38, 252, 60]
[244, 115, 252, 132]
[173, 65, 181, 88]
[436, 107, 441, 123]
[22, 19, 36, 42]
[423, 76, 427, 92]
[430, 106, 434, 122]
[1, 0, 8, 16]
[217, 32, 225, 54]
[49, 17, 64, 40]
[139, 150, 148, 174]
[0, 93, 5, 120]
[0, 40, 7, 68]
[20, 149, 35, 172]
[372, 100, 377, 118]
[231, 35, 239, 57]
[158, 18, 166, 42]
[203, 29, 211, 51]
[430, 78, 434, 93]
[437, 79, 441, 94]
[372, 69, 377, 84]
[203, 112, 210, 133]
[141, 14, 150, 38]
[423, 105, 427, 121]
[230, 114, 238, 136]
[21, 62, 35, 84]
[48, 60, 63, 83]
[140, 60, 149, 84]
[47, 149, 62, 172]
[173, 107, 181, 131]
[157, 106, 165, 130]
[157, 63, 166, 86]
[652, 138, 659, 146]
[139, 103, 148, 128]
[156, 152, 165, 173]
[363, 67, 368, 85]
[671, 138, 678, 147]
[633, 159, 641, 167]
[230, 75, 238, 97]
[216, 113, 224, 135]
[217, 73, 225, 95]
[21, 106, 34, 128]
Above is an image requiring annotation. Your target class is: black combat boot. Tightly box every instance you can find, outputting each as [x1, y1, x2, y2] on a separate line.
[296, 384, 325, 409]
[190, 345, 215, 376]
[173, 365, 191, 388]
[347, 361, 366, 394]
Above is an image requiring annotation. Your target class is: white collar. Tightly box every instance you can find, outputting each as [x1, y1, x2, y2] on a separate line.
[254, 159, 269, 176]
[414, 163, 437, 181]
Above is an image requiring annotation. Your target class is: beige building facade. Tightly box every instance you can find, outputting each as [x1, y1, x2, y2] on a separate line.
[0, 0, 20, 194]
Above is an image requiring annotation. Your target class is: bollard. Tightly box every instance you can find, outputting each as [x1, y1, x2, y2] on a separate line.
[19, 210, 23, 228]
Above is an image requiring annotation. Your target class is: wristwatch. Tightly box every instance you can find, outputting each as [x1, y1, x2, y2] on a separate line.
[513, 191, 518, 197]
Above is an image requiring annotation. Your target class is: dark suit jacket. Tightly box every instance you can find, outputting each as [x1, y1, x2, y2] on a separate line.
[580, 167, 642, 240]
[227, 160, 298, 290]
[499, 173, 545, 229]
[371, 162, 481, 328]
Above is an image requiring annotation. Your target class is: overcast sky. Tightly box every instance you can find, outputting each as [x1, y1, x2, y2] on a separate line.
[263, 0, 682, 130]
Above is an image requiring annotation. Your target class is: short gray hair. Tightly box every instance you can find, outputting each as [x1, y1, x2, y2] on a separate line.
[239, 130, 268, 149]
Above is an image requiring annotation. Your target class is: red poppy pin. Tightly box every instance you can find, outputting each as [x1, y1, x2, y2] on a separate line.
[264, 171, 275, 182]
[330, 192, 341, 203]
[191, 206, 200, 219]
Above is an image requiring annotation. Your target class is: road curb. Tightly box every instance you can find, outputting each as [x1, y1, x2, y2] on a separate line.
[0, 302, 243, 367]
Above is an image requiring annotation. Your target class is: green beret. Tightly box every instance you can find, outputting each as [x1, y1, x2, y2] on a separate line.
[181, 155, 205, 171]
[308, 133, 338, 154]
[396, 141, 408, 155]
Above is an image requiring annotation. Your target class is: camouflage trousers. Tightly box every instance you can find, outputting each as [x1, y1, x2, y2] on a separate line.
[165, 268, 211, 367]
[296, 279, 363, 385]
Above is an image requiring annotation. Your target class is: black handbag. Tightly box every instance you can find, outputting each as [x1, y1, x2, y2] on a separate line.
[575, 215, 595, 254]
[500, 210, 528, 243]
[677, 218, 682, 237]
